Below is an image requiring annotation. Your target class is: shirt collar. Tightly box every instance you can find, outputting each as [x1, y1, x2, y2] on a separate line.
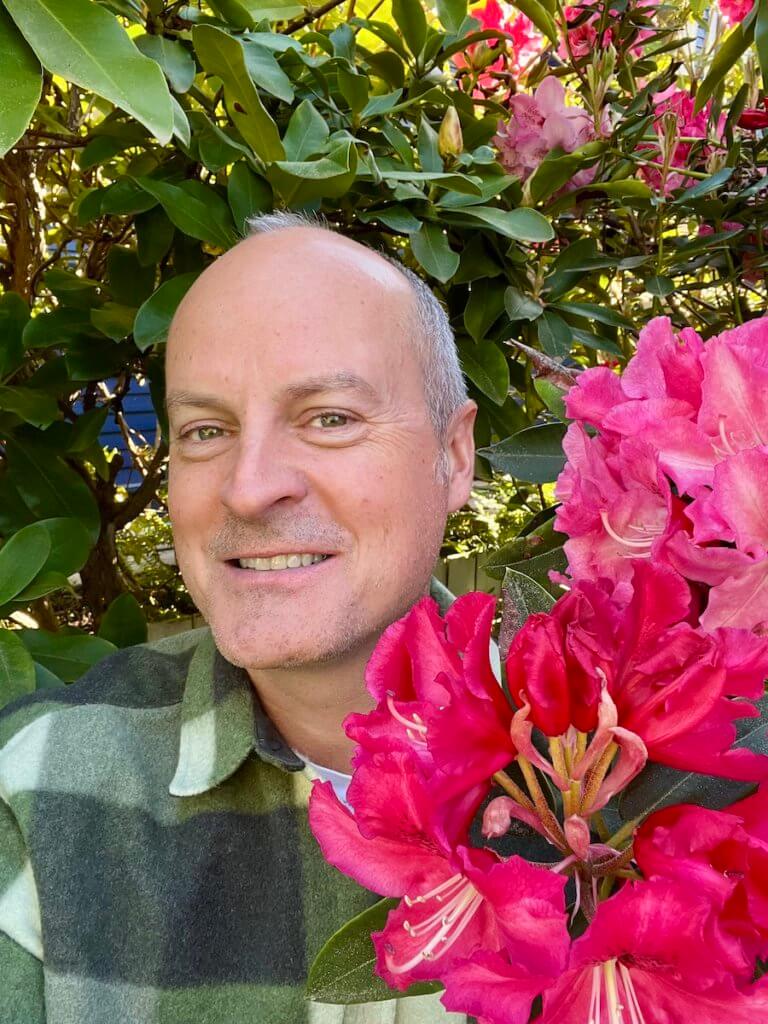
[169, 630, 304, 797]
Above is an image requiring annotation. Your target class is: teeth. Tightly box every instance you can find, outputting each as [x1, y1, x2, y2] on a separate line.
[238, 554, 329, 571]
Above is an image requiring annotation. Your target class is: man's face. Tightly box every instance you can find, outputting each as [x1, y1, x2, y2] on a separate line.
[166, 229, 475, 671]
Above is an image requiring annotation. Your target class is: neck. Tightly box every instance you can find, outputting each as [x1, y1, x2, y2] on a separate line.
[246, 647, 376, 774]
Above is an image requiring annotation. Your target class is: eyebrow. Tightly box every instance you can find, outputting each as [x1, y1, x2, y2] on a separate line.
[165, 372, 378, 413]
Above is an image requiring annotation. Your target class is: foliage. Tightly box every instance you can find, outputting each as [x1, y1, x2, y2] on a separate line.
[0, 0, 767, 704]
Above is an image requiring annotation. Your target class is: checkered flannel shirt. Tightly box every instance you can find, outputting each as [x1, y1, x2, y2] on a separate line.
[0, 606, 468, 1024]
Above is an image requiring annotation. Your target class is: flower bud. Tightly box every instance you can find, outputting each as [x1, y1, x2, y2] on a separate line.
[438, 107, 463, 159]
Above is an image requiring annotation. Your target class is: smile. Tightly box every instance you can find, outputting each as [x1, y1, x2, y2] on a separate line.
[235, 554, 332, 571]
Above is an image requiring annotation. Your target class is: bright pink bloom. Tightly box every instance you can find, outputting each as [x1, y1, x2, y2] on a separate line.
[635, 792, 768, 967]
[506, 561, 768, 787]
[720, 0, 754, 23]
[452, 0, 543, 95]
[494, 77, 598, 183]
[638, 86, 724, 195]
[308, 749, 569, 1006]
[540, 880, 768, 1024]
[559, 0, 658, 60]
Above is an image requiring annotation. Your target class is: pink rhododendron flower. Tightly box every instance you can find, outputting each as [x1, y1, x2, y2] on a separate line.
[505, 561, 768, 787]
[720, 0, 754, 23]
[559, 0, 658, 60]
[540, 880, 768, 1023]
[452, 0, 543, 96]
[308, 749, 569, 1011]
[494, 77, 598, 183]
[638, 86, 725, 195]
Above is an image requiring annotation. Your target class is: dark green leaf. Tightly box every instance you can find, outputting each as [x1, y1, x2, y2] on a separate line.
[338, 67, 369, 114]
[358, 205, 421, 233]
[134, 272, 199, 351]
[436, 0, 467, 33]
[450, 206, 553, 241]
[0, 292, 29, 380]
[552, 302, 634, 330]
[227, 163, 272, 233]
[391, 0, 427, 57]
[417, 117, 442, 173]
[13, 570, 73, 602]
[479, 422, 566, 482]
[282, 99, 329, 161]
[37, 517, 93, 575]
[0, 522, 51, 606]
[242, 40, 294, 103]
[307, 898, 442, 1004]
[671, 167, 734, 204]
[643, 275, 675, 298]
[135, 177, 237, 249]
[268, 140, 358, 206]
[4, 0, 173, 142]
[456, 339, 509, 405]
[504, 287, 543, 322]
[134, 33, 196, 93]
[90, 303, 136, 341]
[499, 567, 554, 641]
[98, 593, 148, 648]
[536, 310, 571, 358]
[463, 279, 506, 341]
[410, 223, 459, 281]
[0, 630, 36, 708]
[135, 207, 175, 267]
[0, 386, 59, 428]
[0, 6, 42, 158]
[18, 630, 116, 683]
[533, 377, 568, 420]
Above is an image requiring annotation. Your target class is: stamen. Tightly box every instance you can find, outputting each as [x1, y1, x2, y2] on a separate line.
[717, 415, 738, 457]
[387, 881, 483, 974]
[599, 511, 655, 550]
[588, 964, 602, 1024]
[386, 693, 428, 744]
[403, 872, 464, 906]
[618, 963, 648, 1024]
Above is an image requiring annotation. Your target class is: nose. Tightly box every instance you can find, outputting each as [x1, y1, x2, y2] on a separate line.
[219, 430, 310, 520]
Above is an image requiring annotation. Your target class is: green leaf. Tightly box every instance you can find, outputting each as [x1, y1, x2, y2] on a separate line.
[4, 0, 174, 143]
[98, 593, 148, 648]
[0, 292, 29, 380]
[552, 301, 634, 330]
[0, 386, 59, 428]
[134, 272, 199, 351]
[456, 339, 509, 405]
[575, 179, 651, 199]
[463, 279, 506, 341]
[533, 377, 568, 420]
[358, 205, 421, 233]
[33, 660, 64, 690]
[242, 40, 294, 103]
[338, 66, 369, 115]
[504, 286, 543, 321]
[499, 567, 554, 641]
[3, 437, 100, 541]
[268, 141, 358, 206]
[241, 0, 305, 19]
[307, 898, 442, 1004]
[410, 223, 459, 282]
[479, 422, 566, 482]
[436, 0, 467, 33]
[13, 570, 73, 602]
[109, 243, 156, 305]
[695, 20, 754, 111]
[361, 87, 403, 118]
[417, 117, 441, 173]
[135, 206, 175, 268]
[18, 630, 116, 683]
[0, 630, 36, 708]
[671, 167, 734, 204]
[496, 544, 568, 594]
[0, 7, 42, 158]
[0, 522, 51, 606]
[37, 517, 93, 575]
[227, 163, 272, 233]
[380, 170, 482, 196]
[619, 696, 768, 821]
[281, 99, 329, 161]
[536, 310, 571, 358]
[449, 206, 554, 241]
[90, 302, 136, 341]
[192, 25, 284, 162]
[135, 178, 237, 249]
[391, 0, 427, 57]
[134, 33, 196, 93]
[643, 275, 675, 298]
[170, 95, 191, 147]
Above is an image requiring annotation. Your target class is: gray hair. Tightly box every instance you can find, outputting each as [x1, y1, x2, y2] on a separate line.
[245, 212, 469, 457]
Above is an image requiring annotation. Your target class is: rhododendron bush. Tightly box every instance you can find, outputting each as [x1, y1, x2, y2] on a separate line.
[303, 0, 768, 1019]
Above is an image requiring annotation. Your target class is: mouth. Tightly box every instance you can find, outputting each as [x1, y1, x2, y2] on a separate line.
[225, 553, 334, 573]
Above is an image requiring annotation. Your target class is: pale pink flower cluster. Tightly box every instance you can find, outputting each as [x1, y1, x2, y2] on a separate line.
[557, 315, 768, 632]
[494, 77, 599, 184]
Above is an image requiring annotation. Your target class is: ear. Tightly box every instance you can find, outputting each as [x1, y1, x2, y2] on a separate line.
[445, 400, 478, 513]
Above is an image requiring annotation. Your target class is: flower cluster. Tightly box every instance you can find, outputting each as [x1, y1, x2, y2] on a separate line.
[310, 551, 768, 1020]
[557, 315, 768, 632]
[453, 0, 544, 97]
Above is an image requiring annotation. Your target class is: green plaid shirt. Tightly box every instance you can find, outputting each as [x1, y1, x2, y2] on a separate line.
[0, 621, 468, 1024]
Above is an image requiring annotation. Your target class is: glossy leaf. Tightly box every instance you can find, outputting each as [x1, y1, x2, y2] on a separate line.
[456, 339, 509, 405]
[0, 7, 42, 157]
[37, 517, 93, 576]
[98, 593, 148, 648]
[135, 178, 237, 249]
[242, 40, 294, 103]
[134, 33, 196, 93]
[4, 0, 174, 142]
[410, 223, 459, 281]
[536, 310, 571, 358]
[268, 141, 358, 206]
[281, 99, 329, 161]
[504, 287, 543, 322]
[0, 630, 36, 708]
[0, 522, 51, 606]
[391, 0, 427, 57]
[18, 630, 117, 683]
[436, 0, 467, 33]
[307, 897, 442, 1004]
[479, 422, 566, 482]
[499, 567, 555, 641]
[134, 273, 200, 351]
[227, 163, 273, 233]
[450, 206, 554, 241]
[0, 386, 59, 428]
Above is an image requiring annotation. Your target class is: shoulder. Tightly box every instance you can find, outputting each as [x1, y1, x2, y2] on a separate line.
[0, 626, 210, 750]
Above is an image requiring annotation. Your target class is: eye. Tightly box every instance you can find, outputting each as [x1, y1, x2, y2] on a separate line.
[181, 425, 225, 443]
[309, 412, 355, 429]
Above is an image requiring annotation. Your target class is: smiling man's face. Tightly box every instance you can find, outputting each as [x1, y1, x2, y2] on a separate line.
[166, 227, 475, 671]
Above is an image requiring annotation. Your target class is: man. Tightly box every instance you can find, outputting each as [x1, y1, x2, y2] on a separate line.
[0, 214, 478, 1023]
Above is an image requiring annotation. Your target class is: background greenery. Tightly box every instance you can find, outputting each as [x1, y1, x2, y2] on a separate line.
[0, 0, 766, 705]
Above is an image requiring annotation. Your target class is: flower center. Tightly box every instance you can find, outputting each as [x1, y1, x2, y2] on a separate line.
[386, 693, 428, 745]
[386, 874, 483, 975]
[599, 510, 663, 558]
[587, 960, 648, 1024]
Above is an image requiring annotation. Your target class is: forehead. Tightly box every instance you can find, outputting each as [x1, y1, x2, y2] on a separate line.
[166, 231, 420, 399]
